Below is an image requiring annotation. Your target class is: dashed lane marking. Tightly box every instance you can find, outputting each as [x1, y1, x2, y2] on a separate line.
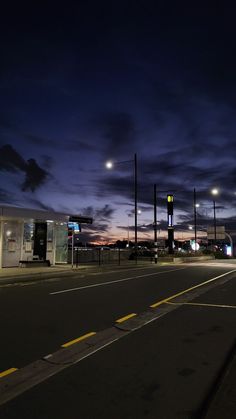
[0, 368, 18, 378]
[61, 332, 96, 348]
[116, 313, 137, 323]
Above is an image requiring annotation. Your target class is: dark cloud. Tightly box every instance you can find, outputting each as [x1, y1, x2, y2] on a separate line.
[95, 205, 114, 221]
[21, 159, 48, 192]
[80, 205, 115, 223]
[0, 144, 49, 192]
[0, 144, 26, 172]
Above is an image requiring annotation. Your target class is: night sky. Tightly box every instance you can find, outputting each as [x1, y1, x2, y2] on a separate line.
[1, 2, 236, 244]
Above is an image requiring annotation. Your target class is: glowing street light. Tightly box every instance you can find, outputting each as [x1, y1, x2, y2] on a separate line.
[211, 188, 219, 196]
[105, 161, 113, 169]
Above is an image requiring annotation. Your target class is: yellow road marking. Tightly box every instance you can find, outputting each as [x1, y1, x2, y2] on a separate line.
[61, 332, 96, 348]
[166, 301, 236, 309]
[150, 269, 236, 308]
[116, 313, 137, 323]
[0, 368, 18, 378]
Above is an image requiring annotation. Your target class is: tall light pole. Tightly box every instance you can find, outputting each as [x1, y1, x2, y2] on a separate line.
[211, 188, 219, 242]
[134, 153, 137, 262]
[127, 213, 131, 245]
[193, 189, 200, 252]
[193, 188, 197, 251]
[106, 153, 138, 262]
[153, 184, 158, 263]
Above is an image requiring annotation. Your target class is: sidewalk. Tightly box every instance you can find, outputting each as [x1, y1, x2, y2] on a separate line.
[0, 260, 156, 284]
[0, 264, 80, 283]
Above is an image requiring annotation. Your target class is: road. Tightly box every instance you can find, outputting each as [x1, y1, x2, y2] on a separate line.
[0, 260, 236, 418]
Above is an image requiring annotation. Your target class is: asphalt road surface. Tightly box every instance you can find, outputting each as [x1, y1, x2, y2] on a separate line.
[0, 260, 236, 418]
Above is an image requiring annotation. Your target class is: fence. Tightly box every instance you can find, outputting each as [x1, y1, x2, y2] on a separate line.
[68, 248, 133, 266]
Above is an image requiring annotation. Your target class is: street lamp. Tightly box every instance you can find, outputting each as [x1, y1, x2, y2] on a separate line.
[211, 188, 219, 242]
[193, 188, 200, 252]
[106, 153, 138, 262]
[153, 184, 158, 263]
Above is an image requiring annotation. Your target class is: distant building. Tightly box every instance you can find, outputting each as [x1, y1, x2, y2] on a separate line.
[0, 206, 92, 268]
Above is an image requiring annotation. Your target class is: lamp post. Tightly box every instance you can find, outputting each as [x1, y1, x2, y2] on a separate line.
[193, 188, 200, 252]
[106, 153, 138, 262]
[193, 188, 197, 251]
[211, 188, 219, 242]
[153, 184, 158, 263]
[127, 213, 131, 245]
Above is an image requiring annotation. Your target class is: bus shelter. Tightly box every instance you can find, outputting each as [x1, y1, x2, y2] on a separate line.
[0, 206, 92, 268]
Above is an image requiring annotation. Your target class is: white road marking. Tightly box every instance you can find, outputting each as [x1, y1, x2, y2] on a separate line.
[50, 267, 188, 295]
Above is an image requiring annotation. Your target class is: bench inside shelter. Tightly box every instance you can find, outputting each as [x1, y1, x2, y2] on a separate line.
[19, 256, 51, 268]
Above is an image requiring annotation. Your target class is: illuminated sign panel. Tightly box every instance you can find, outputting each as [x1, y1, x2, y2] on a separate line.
[68, 222, 81, 232]
[167, 194, 174, 218]
[69, 216, 93, 224]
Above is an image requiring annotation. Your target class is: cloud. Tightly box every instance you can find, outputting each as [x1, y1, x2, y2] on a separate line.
[80, 204, 115, 222]
[0, 144, 26, 172]
[74, 204, 115, 243]
[21, 159, 48, 192]
[24, 197, 56, 212]
[0, 144, 49, 192]
[0, 187, 16, 205]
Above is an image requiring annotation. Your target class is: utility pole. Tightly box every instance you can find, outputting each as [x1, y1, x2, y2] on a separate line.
[134, 153, 138, 263]
[194, 188, 197, 252]
[213, 199, 216, 242]
[153, 184, 158, 263]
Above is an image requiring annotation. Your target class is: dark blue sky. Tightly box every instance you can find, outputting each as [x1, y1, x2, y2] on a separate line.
[1, 2, 236, 243]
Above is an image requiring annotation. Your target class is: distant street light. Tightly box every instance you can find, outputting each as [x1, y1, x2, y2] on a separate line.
[106, 153, 138, 262]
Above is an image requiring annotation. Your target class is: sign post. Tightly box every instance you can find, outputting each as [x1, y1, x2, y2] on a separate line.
[167, 194, 174, 254]
[207, 226, 225, 240]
